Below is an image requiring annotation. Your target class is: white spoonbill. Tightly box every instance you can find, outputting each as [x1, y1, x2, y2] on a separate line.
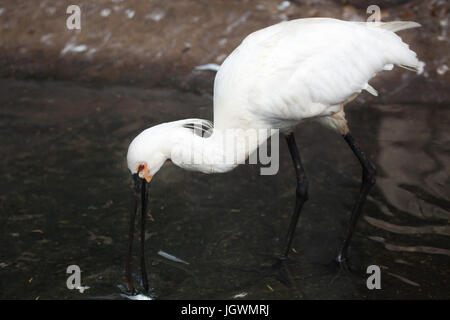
[125, 17, 424, 292]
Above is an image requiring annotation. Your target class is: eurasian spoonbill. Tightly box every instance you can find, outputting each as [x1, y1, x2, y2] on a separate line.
[125, 17, 424, 292]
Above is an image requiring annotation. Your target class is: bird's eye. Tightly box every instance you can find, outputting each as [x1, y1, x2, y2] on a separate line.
[138, 164, 145, 172]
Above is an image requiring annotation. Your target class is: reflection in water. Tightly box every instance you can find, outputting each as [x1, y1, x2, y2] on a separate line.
[375, 105, 449, 221]
[368, 235, 450, 256]
[121, 293, 153, 300]
[364, 216, 450, 236]
[362, 103, 450, 294]
[386, 272, 421, 287]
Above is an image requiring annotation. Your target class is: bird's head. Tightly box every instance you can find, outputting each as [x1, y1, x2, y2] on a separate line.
[127, 146, 166, 184]
[126, 125, 171, 184]
[127, 122, 186, 182]
[126, 118, 213, 184]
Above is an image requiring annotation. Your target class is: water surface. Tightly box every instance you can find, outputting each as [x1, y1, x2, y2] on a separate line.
[0, 79, 448, 299]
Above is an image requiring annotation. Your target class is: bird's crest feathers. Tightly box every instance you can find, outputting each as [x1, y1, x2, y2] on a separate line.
[181, 118, 214, 137]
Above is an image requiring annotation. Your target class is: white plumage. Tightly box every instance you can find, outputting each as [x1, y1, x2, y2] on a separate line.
[127, 17, 424, 178]
[213, 18, 423, 133]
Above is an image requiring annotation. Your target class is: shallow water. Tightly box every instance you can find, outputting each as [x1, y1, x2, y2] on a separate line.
[0, 79, 448, 299]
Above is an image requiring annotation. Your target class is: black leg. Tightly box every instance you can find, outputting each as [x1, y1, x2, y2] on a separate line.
[336, 133, 376, 264]
[140, 179, 149, 292]
[280, 132, 309, 260]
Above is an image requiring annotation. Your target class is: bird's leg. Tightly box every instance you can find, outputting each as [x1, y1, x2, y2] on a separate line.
[335, 133, 376, 267]
[280, 132, 309, 261]
[140, 178, 149, 292]
[234, 133, 309, 287]
[260, 133, 308, 286]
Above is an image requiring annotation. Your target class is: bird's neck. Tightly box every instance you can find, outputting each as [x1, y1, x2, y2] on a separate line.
[170, 127, 268, 174]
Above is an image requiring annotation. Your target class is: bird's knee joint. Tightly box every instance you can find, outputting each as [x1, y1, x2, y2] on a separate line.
[296, 178, 309, 199]
[364, 163, 376, 186]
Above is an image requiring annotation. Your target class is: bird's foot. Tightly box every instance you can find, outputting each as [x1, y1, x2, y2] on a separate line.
[266, 258, 296, 286]
[325, 255, 354, 285]
[241, 257, 296, 287]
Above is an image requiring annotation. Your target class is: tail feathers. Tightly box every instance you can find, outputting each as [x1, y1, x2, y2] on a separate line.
[399, 60, 425, 75]
[378, 21, 425, 74]
[362, 20, 425, 75]
[379, 21, 421, 33]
